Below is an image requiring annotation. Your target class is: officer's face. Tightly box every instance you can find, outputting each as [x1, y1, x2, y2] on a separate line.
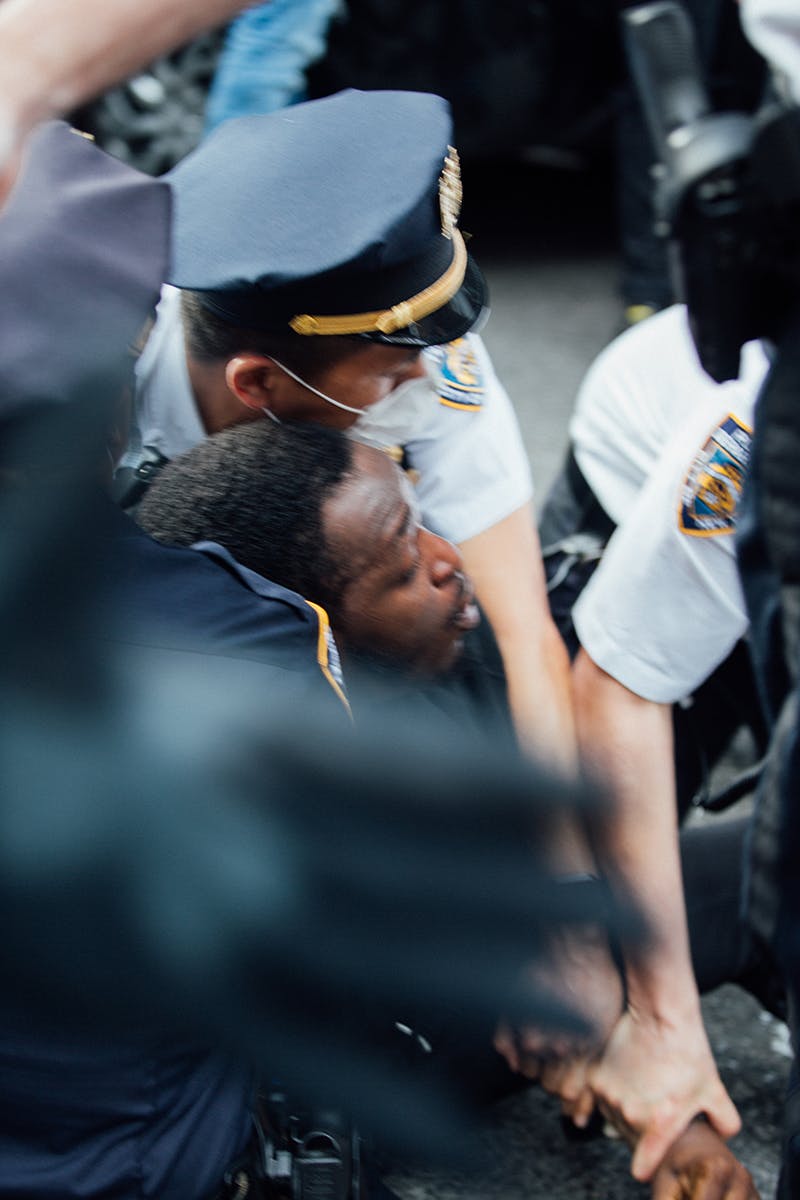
[323, 444, 480, 675]
[270, 345, 427, 430]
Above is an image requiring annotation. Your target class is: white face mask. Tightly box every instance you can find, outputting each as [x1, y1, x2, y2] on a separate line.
[740, 0, 800, 101]
[270, 357, 365, 416]
[348, 365, 434, 449]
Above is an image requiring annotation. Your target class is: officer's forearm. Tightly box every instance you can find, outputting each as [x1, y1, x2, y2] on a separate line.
[572, 649, 699, 1013]
[459, 503, 577, 774]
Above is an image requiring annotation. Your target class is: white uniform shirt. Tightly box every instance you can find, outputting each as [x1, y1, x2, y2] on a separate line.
[123, 287, 204, 467]
[354, 333, 533, 543]
[126, 287, 533, 546]
[570, 304, 770, 704]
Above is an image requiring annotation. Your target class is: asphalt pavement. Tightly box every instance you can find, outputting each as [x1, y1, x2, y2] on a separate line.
[389, 159, 790, 1199]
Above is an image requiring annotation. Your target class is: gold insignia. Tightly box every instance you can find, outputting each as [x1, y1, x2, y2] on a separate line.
[289, 228, 467, 336]
[439, 146, 462, 239]
[678, 413, 752, 537]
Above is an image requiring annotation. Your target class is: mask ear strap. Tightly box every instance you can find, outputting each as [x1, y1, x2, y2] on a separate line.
[270, 357, 365, 416]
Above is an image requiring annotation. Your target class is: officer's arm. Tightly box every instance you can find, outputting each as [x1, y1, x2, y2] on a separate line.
[464, 505, 632, 1082]
[0, 0, 247, 202]
[571, 648, 740, 1182]
[458, 502, 577, 773]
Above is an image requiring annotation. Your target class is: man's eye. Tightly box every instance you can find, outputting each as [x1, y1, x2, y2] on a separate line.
[399, 559, 420, 585]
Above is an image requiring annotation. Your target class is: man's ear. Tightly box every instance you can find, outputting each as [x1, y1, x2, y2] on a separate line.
[225, 355, 279, 411]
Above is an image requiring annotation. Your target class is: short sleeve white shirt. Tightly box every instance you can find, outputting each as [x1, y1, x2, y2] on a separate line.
[352, 332, 533, 543]
[570, 305, 770, 703]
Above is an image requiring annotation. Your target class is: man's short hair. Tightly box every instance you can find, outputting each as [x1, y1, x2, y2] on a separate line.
[180, 291, 370, 382]
[136, 420, 355, 610]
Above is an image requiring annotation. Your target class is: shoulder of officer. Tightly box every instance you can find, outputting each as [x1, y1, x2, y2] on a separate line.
[424, 334, 489, 413]
[100, 505, 348, 714]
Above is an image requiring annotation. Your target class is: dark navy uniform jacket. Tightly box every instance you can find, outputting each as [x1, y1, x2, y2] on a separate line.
[0, 499, 348, 1200]
[100, 499, 347, 699]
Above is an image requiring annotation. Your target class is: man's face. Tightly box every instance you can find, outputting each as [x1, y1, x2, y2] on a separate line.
[270, 344, 427, 430]
[322, 443, 479, 675]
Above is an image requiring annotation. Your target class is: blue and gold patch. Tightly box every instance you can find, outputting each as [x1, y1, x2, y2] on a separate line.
[430, 337, 485, 411]
[679, 413, 752, 537]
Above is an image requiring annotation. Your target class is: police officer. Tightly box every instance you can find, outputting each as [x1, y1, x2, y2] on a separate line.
[528, 0, 800, 1186]
[517, 301, 771, 1178]
[540, 301, 771, 816]
[121, 89, 575, 772]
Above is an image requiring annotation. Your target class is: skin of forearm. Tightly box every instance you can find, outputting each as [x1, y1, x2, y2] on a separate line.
[459, 507, 599, 884]
[465, 515, 620, 1068]
[572, 649, 700, 1018]
[0, 0, 250, 130]
[459, 503, 577, 773]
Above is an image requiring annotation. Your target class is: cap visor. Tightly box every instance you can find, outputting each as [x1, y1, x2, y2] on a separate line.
[359, 253, 488, 348]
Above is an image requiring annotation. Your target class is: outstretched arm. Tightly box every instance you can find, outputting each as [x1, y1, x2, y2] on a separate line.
[459, 502, 576, 773]
[0, 0, 249, 200]
[464, 507, 628, 1077]
[573, 649, 740, 1181]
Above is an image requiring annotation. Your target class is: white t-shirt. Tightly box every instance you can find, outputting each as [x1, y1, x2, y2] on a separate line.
[570, 305, 771, 704]
[127, 287, 533, 546]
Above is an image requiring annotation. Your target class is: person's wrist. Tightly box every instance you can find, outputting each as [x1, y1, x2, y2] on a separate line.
[623, 969, 704, 1028]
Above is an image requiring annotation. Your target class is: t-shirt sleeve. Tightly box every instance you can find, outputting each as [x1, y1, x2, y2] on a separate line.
[573, 408, 752, 703]
[404, 333, 533, 543]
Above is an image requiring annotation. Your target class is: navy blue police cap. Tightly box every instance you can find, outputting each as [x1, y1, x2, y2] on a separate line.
[0, 122, 170, 420]
[166, 89, 487, 347]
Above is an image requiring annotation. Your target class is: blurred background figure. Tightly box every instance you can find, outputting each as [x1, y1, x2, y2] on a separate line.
[616, 0, 765, 325]
[204, 0, 342, 131]
[0, 0, 251, 199]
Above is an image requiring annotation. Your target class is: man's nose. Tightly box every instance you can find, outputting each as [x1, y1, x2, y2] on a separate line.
[420, 527, 463, 587]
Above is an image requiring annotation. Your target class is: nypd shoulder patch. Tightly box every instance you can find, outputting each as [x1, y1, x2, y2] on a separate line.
[429, 337, 485, 411]
[679, 413, 752, 537]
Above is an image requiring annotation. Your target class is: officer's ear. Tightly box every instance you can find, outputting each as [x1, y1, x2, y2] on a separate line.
[225, 355, 282, 411]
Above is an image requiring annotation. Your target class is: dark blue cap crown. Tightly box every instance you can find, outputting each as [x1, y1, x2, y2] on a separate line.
[166, 90, 486, 346]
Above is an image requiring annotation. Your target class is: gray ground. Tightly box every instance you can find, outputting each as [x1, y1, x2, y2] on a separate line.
[390, 161, 790, 1199]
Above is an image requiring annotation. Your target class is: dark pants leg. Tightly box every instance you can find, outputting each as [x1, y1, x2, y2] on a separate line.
[672, 642, 769, 819]
[777, 1055, 800, 1199]
[681, 815, 784, 1014]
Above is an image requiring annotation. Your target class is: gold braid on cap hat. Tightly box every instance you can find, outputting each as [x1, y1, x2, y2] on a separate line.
[290, 147, 467, 337]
